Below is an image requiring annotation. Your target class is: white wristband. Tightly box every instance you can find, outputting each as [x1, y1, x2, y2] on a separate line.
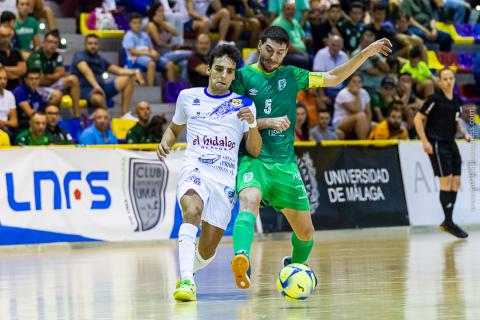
[248, 120, 258, 129]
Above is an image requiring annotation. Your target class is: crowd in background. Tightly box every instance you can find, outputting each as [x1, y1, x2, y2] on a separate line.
[0, 0, 479, 147]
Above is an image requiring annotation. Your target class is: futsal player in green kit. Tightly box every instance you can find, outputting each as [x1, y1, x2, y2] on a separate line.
[230, 26, 393, 289]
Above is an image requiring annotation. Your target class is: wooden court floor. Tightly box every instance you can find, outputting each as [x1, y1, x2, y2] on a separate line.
[1, 227, 480, 320]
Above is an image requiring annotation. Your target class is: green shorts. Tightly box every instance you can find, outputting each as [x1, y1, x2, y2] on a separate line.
[236, 156, 310, 212]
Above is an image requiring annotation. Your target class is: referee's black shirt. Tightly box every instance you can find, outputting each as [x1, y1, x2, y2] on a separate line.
[419, 90, 462, 141]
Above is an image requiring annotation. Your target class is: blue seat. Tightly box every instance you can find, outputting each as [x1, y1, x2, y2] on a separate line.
[58, 118, 84, 143]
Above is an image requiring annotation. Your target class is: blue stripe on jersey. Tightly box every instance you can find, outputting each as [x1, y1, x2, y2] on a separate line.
[203, 87, 234, 99]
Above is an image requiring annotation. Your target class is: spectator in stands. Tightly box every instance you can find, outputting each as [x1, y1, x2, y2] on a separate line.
[457, 103, 480, 139]
[79, 108, 118, 145]
[0, 66, 18, 137]
[442, 0, 469, 24]
[311, 109, 340, 141]
[185, 0, 237, 45]
[157, 0, 187, 46]
[1, 11, 20, 49]
[71, 34, 145, 115]
[333, 74, 371, 140]
[297, 87, 330, 126]
[393, 11, 428, 60]
[400, 0, 453, 51]
[29, 0, 57, 32]
[126, 101, 165, 144]
[15, 111, 49, 145]
[294, 103, 312, 141]
[0, 127, 10, 145]
[123, 12, 165, 87]
[44, 104, 74, 144]
[337, 2, 366, 54]
[474, 52, 480, 94]
[145, 5, 192, 82]
[271, 0, 310, 69]
[365, 3, 395, 41]
[0, 24, 26, 91]
[400, 46, 434, 99]
[27, 31, 81, 117]
[394, 72, 423, 131]
[268, 0, 311, 27]
[352, 30, 391, 92]
[369, 106, 408, 140]
[15, 0, 40, 59]
[313, 35, 348, 107]
[370, 75, 396, 122]
[223, 0, 261, 48]
[311, 3, 342, 53]
[188, 33, 211, 87]
[14, 68, 46, 131]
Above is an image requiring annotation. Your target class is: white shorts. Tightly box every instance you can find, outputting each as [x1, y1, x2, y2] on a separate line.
[177, 166, 236, 230]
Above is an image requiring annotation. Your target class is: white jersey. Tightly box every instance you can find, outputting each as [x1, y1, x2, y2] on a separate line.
[172, 87, 256, 187]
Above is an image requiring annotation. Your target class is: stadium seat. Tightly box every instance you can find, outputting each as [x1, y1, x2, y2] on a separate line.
[60, 95, 88, 109]
[111, 118, 137, 140]
[58, 118, 84, 143]
[242, 48, 256, 62]
[427, 51, 444, 71]
[435, 22, 474, 44]
[456, 52, 475, 73]
[79, 13, 125, 38]
[459, 84, 480, 104]
[455, 24, 480, 43]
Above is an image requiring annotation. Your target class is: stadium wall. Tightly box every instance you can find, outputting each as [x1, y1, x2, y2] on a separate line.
[0, 141, 479, 246]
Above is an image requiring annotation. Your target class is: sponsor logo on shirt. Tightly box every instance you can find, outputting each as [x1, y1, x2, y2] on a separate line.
[278, 79, 286, 91]
[192, 134, 236, 150]
[249, 88, 258, 96]
[193, 98, 200, 106]
[198, 154, 221, 164]
[209, 98, 246, 119]
[243, 172, 253, 182]
[224, 186, 236, 205]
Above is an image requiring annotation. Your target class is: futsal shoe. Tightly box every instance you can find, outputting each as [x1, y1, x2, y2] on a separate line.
[231, 253, 251, 289]
[440, 222, 469, 239]
[282, 256, 292, 267]
[173, 279, 196, 301]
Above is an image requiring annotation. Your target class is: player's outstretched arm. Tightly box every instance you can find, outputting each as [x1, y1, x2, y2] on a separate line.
[322, 38, 392, 88]
[156, 123, 186, 161]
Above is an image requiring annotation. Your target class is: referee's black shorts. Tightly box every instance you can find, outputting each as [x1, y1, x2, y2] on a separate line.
[428, 140, 462, 177]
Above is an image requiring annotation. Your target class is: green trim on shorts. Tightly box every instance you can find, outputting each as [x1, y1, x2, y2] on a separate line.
[236, 156, 310, 212]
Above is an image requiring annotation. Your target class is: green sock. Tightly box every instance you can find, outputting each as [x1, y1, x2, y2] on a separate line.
[233, 211, 256, 257]
[291, 232, 314, 264]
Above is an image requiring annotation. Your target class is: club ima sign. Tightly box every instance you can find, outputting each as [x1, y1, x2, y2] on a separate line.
[3, 170, 111, 211]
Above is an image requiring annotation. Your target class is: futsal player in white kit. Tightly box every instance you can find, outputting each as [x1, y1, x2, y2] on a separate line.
[156, 45, 262, 301]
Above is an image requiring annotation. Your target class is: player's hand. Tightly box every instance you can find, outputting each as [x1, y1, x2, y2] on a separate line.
[465, 133, 473, 143]
[156, 142, 171, 161]
[237, 107, 255, 125]
[423, 141, 433, 155]
[267, 116, 291, 131]
[93, 85, 105, 97]
[364, 38, 392, 57]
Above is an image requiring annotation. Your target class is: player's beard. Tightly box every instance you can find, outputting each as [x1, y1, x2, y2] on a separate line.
[259, 55, 279, 73]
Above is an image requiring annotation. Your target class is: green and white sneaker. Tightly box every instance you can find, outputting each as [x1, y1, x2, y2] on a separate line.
[173, 279, 196, 301]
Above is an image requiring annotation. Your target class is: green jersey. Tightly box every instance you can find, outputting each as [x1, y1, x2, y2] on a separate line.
[15, 129, 49, 146]
[126, 123, 162, 144]
[15, 16, 39, 51]
[27, 49, 64, 74]
[231, 64, 324, 163]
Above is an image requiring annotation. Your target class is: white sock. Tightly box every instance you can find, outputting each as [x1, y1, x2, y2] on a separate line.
[178, 223, 198, 283]
[193, 247, 216, 273]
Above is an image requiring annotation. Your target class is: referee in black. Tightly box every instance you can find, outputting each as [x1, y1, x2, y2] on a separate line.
[414, 68, 472, 238]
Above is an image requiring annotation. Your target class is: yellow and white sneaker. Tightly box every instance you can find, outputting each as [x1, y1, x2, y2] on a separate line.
[173, 279, 196, 301]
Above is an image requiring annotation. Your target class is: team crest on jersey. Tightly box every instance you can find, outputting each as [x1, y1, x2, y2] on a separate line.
[193, 98, 200, 106]
[243, 172, 253, 182]
[249, 88, 258, 96]
[231, 99, 243, 107]
[278, 79, 286, 91]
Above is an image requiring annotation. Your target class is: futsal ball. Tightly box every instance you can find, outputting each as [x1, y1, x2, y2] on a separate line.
[276, 263, 317, 301]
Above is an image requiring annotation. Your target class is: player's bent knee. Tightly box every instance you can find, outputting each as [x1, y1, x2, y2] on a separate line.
[239, 189, 261, 212]
[295, 225, 314, 241]
[183, 204, 203, 220]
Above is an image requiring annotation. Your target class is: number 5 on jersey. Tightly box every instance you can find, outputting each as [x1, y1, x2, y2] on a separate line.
[264, 99, 272, 114]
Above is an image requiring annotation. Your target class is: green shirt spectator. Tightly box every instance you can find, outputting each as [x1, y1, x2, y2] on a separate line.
[27, 48, 64, 74]
[126, 122, 162, 144]
[268, 0, 310, 25]
[126, 101, 165, 144]
[400, 60, 432, 84]
[15, 128, 49, 146]
[400, 0, 433, 29]
[15, 16, 39, 51]
[45, 126, 74, 144]
[272, 12, 306, 52]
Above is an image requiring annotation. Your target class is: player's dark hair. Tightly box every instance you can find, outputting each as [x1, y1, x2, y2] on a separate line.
[44, 31, 60, 41]
[208, 44, 241, 67]
[129, 12, 143, 22]
[372, 2, 387, 12]
[409, 46, 422, 59]
[438, 67, 454, 79]
[147, 2, 163, 21]
[0, 11, 16, 24]
[350, 2, 364, 12]
[260, 26, 290, 47]
[84, 33, 99, 42]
